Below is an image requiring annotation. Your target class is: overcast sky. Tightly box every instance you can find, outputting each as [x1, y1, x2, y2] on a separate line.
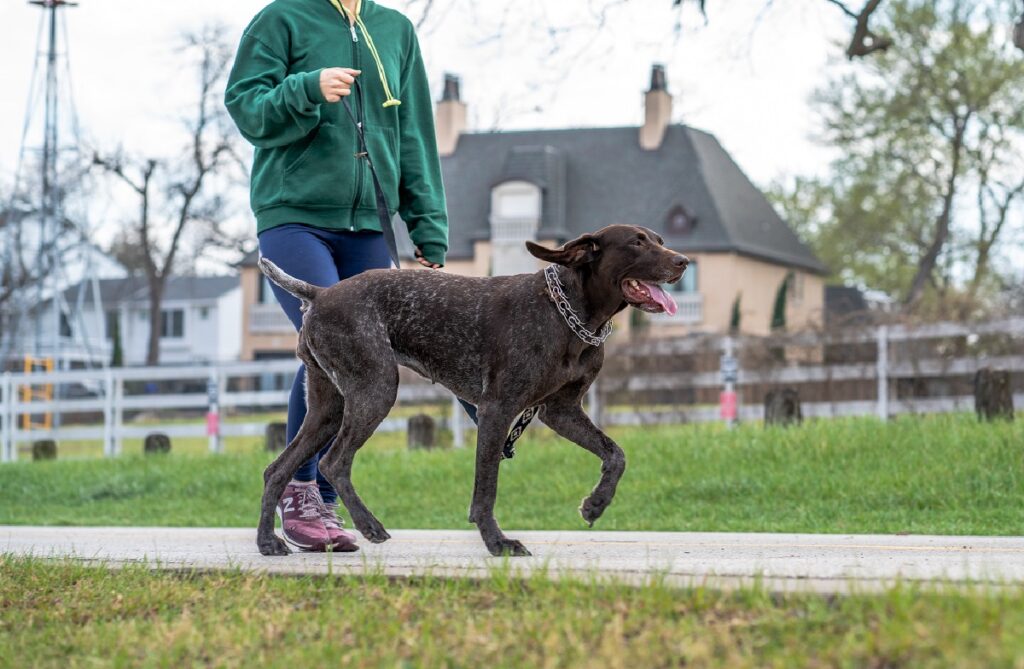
[0, 0, 851, 256]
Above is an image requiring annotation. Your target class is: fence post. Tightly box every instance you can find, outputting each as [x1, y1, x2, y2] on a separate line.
[876, 325, 889, 420]
[588, 377, 602, 428]
[112, 374, 124, 456]
[207, 368, 223, 454]
[451, 394, 465, 449]
[720, 336, 739, 427]
[102, 368, 114, 458]
[1, 372, 11, 463]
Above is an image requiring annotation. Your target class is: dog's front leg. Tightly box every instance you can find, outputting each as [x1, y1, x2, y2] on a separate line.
[468, 406, 531, 557]
[540, 398, 626, 527]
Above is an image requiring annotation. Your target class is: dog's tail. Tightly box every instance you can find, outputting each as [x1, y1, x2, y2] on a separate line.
[258, 256, 320, 303]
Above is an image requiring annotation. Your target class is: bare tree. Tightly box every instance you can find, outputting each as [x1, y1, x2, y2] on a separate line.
[410, 0, 1024, 59]
[93, 24, 242, 366]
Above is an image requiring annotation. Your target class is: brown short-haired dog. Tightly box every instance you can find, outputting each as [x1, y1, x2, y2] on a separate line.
[257, 224, 688, 557]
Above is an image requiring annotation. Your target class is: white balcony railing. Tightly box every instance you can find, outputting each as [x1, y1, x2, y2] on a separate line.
[649, 292, 703, 325]
[249, 303, 294, 334]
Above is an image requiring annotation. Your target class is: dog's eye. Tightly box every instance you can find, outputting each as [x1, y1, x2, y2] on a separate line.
[634, 238, 644, 246]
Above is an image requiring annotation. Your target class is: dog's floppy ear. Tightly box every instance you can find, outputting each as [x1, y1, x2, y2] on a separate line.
[525, 234, 601, 268]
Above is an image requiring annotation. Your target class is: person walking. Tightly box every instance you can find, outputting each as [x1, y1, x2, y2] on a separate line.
[225, 0, 448, 551]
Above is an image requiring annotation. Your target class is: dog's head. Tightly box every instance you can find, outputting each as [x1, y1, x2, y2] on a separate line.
[526, 224, 689, 315]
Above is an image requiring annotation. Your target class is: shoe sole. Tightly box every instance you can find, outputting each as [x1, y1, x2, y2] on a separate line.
[276, 507, 328, 552]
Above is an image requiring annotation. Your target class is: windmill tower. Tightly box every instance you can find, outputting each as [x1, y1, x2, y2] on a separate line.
[3, 0, 108, 376]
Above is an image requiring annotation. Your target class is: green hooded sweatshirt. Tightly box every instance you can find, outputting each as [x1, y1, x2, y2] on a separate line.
[225, 0, 448, 266]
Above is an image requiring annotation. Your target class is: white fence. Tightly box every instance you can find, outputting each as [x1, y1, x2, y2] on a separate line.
[0, 359, 470, 463]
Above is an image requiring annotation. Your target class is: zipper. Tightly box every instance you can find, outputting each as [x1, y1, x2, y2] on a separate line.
[349, 19, 364, 230]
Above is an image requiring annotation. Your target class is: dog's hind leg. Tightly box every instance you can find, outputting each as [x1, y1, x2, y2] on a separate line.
[468, 403, 531, 556]
[256, 364, 344, 556]
[317, 364, 398, 545]
[539, 382, 626, 527]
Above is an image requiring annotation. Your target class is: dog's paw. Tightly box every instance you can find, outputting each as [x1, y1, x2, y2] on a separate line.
[258, 534, 291, 556]
[356, 518, 392, 544]
[487, 537, 532, 557]
[579, 495, 609, 527]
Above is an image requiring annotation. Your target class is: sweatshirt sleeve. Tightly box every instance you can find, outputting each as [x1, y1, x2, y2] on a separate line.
[396, 29, 449, 267]
[224, 32, 327, 149]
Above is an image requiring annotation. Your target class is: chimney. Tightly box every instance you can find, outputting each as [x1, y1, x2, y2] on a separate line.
[435, 73, 467, 157]
[639, 64, 672, 151]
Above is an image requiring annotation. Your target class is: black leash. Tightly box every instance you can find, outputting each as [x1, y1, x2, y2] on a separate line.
[341, 82, 402, 270]
[455, 401, 539, 459]
[341, 83, 537, 459]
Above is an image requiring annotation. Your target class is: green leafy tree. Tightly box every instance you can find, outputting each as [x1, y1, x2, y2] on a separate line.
[109, 313, 123, 368]
[771, 274, 793, 332]
[729, 293, 742, 334]
[771, 0, 1024, 310]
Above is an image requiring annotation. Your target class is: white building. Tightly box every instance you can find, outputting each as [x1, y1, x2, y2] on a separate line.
[22, 275, 242, 367]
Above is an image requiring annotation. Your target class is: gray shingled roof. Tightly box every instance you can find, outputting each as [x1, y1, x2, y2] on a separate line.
[129, 275, 238, 302]
[53, 275, 238, 307]
[397, 124, 826, 275]
[58, 278, 138, 307]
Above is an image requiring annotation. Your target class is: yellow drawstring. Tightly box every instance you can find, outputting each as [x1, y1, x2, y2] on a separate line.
[327, 0, 402, 108]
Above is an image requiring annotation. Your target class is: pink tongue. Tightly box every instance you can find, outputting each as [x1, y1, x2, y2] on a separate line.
[641, 281, 678, 316]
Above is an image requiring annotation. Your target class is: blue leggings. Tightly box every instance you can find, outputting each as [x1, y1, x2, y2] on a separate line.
[258, 224, 392, 504]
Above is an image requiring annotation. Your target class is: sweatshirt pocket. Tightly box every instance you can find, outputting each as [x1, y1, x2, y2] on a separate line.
[364, 126, 400, 211]
[281, 122, 356, 208]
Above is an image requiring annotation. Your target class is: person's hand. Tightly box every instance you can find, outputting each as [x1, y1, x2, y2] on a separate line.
[320, 67, 360, 103]
[414, 247, 441, 269]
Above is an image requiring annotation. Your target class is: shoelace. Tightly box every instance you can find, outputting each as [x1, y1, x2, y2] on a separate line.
[296, 485, 324, 520]
[321, 503, 345, 530]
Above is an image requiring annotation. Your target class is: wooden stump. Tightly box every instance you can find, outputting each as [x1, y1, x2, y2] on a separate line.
[974, 368, 1014, 422]
[144, 433, 171, 455]
[32, 440, 57, 461]
[764, 388, 802, 427]
[265, 422, 288, 452]
[407, 414, 436, 450]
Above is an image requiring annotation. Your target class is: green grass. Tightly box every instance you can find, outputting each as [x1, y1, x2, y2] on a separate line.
[1, 413, 1020, 535]
[2, 557, 1023, 668]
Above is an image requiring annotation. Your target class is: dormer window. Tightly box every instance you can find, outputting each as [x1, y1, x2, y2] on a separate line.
[490, 180, 542, 276]
[667, 205, 696, 235]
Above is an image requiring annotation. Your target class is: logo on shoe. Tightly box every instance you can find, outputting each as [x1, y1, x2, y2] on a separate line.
[282, 497, 295, 514]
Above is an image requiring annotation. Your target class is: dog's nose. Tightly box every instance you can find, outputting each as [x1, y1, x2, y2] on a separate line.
[672, 254, 689, 268]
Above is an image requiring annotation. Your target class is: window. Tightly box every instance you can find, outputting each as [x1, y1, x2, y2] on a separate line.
[666, 205, 696, 235]
[59, 312, 72, 338]
[489, 180, 542, 276]
[160, 309, 184, 338]
[105, 310, 120, 340]
[198, 306, 210, 320]
[669, 259, 698, 294]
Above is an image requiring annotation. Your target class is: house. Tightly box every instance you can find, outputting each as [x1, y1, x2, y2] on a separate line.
[22, 275, 242, 367]
[118, 276, 242, 365]
[237, 64, 827, 359]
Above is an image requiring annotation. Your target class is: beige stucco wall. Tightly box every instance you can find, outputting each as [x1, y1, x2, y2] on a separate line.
[648, 252, 824, 336]
[239, 266, 297, 361]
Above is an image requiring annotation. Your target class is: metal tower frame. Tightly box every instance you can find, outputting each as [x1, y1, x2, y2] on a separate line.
[4, 0, 107, 374]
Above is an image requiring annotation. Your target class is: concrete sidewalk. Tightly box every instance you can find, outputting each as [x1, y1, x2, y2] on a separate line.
[3, 526, 1023, 594]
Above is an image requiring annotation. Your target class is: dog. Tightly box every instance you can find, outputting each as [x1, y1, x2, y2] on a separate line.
[256, 224, 688, 557]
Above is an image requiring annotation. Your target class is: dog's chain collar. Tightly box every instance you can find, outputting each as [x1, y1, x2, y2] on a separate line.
[544, 265, 613, 347]
[500, 267, 609, 462]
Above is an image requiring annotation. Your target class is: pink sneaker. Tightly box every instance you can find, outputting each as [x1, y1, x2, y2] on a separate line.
[322, 502, 360, 552]
[276, 481, 331, 552]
